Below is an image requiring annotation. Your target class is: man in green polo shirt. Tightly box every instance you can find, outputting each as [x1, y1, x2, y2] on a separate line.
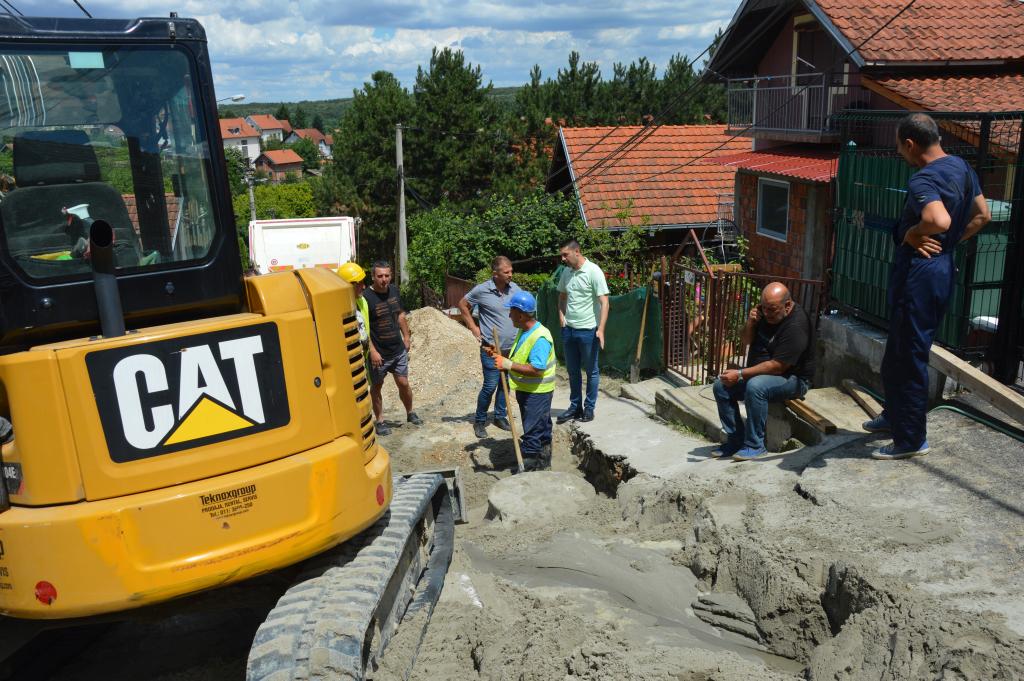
[486, 290, 555, 471]
[556, 239, 609, 424]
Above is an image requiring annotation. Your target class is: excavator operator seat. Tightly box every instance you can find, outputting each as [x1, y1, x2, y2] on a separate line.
[1, 129, 142, 276]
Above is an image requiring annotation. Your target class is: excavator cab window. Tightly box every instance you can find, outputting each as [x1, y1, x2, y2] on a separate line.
[0, 46, 218, 282]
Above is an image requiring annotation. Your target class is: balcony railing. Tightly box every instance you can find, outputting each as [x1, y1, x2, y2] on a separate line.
[726, 72, 868, 139]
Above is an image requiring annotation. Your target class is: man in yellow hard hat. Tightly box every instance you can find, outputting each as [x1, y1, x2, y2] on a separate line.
[338, 262, 371, 375]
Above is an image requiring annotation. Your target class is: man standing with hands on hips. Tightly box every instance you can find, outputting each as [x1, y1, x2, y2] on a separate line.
[364, 260, 422, 436]
[556, 239, 609, 424]
[486, 291, 555, 471]
[458, 256, 520, 438]
[866, 113, 990, 460]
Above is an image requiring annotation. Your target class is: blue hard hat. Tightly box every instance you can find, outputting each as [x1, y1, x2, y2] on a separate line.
[504, 290, 537, 314]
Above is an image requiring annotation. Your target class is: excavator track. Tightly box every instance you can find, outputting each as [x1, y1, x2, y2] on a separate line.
[246, 473, 455, 681]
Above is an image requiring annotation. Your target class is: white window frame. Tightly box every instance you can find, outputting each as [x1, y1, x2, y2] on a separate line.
[756, 177, 790, 242]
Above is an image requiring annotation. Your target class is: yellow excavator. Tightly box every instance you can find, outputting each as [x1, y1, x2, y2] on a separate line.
[0, 13, 458, 679]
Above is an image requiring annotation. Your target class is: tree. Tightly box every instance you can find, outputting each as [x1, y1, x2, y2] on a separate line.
[323, 71, 413, 260]
[274, 103, 291, 122]
[658, 54, 701, 125]
[222, 146, 247, 197]
[553, 52, 602, 124]
[311, 113, 325, 133]
[410, 47, 507, 206]
[292, 106, 308, 130]
[289, 137, 320, 170]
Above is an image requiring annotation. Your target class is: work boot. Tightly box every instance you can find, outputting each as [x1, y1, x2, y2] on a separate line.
[579, 409, 595, 423]
[407, 411, 423, 426]
[556, 409, 580, 425]
[538, 443, 552, 470]
[521, 456, 541, 472]
[493, 417, 512, 431]
[375, 421, 391, 437]
[473, 421, 488, 439]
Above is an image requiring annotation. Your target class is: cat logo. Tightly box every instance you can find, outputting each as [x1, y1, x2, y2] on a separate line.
[87, 323, 290, 463]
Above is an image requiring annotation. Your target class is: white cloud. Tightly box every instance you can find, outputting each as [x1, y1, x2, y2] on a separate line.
[12, 0, 743, 101]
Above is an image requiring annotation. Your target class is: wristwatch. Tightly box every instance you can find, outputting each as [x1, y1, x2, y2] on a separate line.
[738, 369, 744, 382]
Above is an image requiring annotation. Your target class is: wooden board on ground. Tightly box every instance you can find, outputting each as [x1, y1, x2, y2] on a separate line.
[929, 345, 1024, 426]
[841, 379, 883, 420]
[785, 398, 837, 434]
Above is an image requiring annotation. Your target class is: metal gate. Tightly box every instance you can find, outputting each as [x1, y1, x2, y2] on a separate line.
[831, 111, 1024, 387]
[663, 254, 824, 384]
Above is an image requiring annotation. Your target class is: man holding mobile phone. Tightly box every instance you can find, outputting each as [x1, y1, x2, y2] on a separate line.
[712, 282, 815, 461]
[459, 256, 521, 438]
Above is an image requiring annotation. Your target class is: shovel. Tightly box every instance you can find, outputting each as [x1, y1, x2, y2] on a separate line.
[630, 274, 654, 384]
[493, 328, 526, 474]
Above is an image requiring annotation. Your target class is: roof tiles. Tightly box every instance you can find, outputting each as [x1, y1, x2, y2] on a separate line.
[258, 149, 303, 166]
[869, 73, 1024, 112]
[815, 0, 1024, 63]
[219, 117, 259, 140]
[710, 146, 839, 182]
[561, 125, 749, 228]
[247, 114, 285, 131]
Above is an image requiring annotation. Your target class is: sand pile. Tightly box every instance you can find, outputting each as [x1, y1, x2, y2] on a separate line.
[381, 307, 484, 412]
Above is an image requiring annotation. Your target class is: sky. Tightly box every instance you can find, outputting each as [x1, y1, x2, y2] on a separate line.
[13, 0, 742, 104]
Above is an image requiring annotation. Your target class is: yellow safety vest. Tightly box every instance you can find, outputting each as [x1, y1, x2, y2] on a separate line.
[355, 295, 370, 345]
[508, 323, 556, 394]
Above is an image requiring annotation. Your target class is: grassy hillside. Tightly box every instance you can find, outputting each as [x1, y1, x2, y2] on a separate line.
[219, 86, 523, 127]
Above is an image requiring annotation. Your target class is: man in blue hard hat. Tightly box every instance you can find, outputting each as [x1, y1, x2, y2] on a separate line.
[485, 290, 556, 471]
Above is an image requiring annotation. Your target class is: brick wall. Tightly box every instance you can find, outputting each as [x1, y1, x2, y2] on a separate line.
[736, 171, 809, 279]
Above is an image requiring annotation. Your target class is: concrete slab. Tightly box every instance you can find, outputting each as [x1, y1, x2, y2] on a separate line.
[796, 410, 1024, 634]
[620, 375, 680, 407]
[655, 385, 793, 451]
[573, 391, 715, 482]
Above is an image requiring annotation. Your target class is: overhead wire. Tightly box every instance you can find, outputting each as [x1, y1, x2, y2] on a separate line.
[544, 0, 780, 193]
[0, 0, 23, 16]
[72, 0, 93, 18]
[575, 0, 921, 191]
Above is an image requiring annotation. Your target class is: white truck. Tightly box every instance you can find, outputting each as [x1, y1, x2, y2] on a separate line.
[248, 216, 358, 274]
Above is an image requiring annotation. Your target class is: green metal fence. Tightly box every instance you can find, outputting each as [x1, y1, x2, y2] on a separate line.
[831, 111, 1023, 367]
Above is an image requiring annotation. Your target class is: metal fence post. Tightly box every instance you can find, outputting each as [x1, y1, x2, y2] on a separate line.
[992, 117, 1024, 383]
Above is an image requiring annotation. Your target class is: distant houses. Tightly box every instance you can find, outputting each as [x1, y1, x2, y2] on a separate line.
[219, 110, 333, 179]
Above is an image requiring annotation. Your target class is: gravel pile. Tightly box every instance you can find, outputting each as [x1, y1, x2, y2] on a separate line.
[381, 307, 485, 413]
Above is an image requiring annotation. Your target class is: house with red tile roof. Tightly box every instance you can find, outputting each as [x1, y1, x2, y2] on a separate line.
[284, 128, 333, 160]
[546, 125, 749, 240]
[704, 0, 1024, 281]
[255, 149, 304, 182]
[219, 117, 261, 164]
[245, 114, 288, 144]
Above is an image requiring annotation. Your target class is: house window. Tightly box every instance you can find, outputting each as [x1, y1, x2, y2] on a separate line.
[756, 178, 789, 241]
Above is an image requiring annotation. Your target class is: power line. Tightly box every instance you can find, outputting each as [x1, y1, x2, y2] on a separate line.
[0, 0, 24, 16]
[72, 0, 93, 18]
[551, 0, 787, 195]
[567, 0, 790, 194]
[580, 0, 920, 190]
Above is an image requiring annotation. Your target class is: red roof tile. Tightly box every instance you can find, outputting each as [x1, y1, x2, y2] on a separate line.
[247, 114, 285, 131]
[710, 146, 839, 182]
[868, 73, 1024, 112]
[815, 0, 1024, 63]
[123, 193, 181, 242]
[279, 119, 293, 134]
[561, 125, 749, 228]
[258, 149, 303, 166]
[293, 128, 327, 144]
[219, 117, 259, 140]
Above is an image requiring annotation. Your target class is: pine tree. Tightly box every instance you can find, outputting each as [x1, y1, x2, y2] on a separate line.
[292, 106, 308, 130]
[274, 103, 290, 123]
[311, 113, 325, 133]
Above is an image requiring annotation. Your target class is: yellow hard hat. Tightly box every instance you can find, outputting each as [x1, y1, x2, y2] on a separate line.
[337, 262, 366, 283]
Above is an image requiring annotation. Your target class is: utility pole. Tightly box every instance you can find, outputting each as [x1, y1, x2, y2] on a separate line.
[245, 167, 257, 223]
[396, 123, 408, 286]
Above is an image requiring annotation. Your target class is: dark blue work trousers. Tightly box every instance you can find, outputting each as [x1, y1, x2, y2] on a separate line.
[515, 390, 552, 456]
[880, 251, 955, 451]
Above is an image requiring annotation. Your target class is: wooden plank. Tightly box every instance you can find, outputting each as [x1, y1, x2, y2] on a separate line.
[929, 345, 1024, 425]
[785, 398, 837, 434]
[841, 379, 882, 420]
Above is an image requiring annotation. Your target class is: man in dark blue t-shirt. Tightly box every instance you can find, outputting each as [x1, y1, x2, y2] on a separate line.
[866, 113, 991, 460]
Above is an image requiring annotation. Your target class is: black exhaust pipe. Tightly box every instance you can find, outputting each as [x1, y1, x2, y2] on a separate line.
[89, 219, 126, 338]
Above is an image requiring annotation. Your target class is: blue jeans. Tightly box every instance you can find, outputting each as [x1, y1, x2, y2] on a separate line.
[516, 390, 553, 456]
[713, 374, 808, 451]
[562, 326, 600, 413]
[475, 348, 507, 423]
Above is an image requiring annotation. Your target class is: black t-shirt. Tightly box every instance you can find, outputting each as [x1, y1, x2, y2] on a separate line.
[746, 305, 815, 383]
[363, 285, 406, 358]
